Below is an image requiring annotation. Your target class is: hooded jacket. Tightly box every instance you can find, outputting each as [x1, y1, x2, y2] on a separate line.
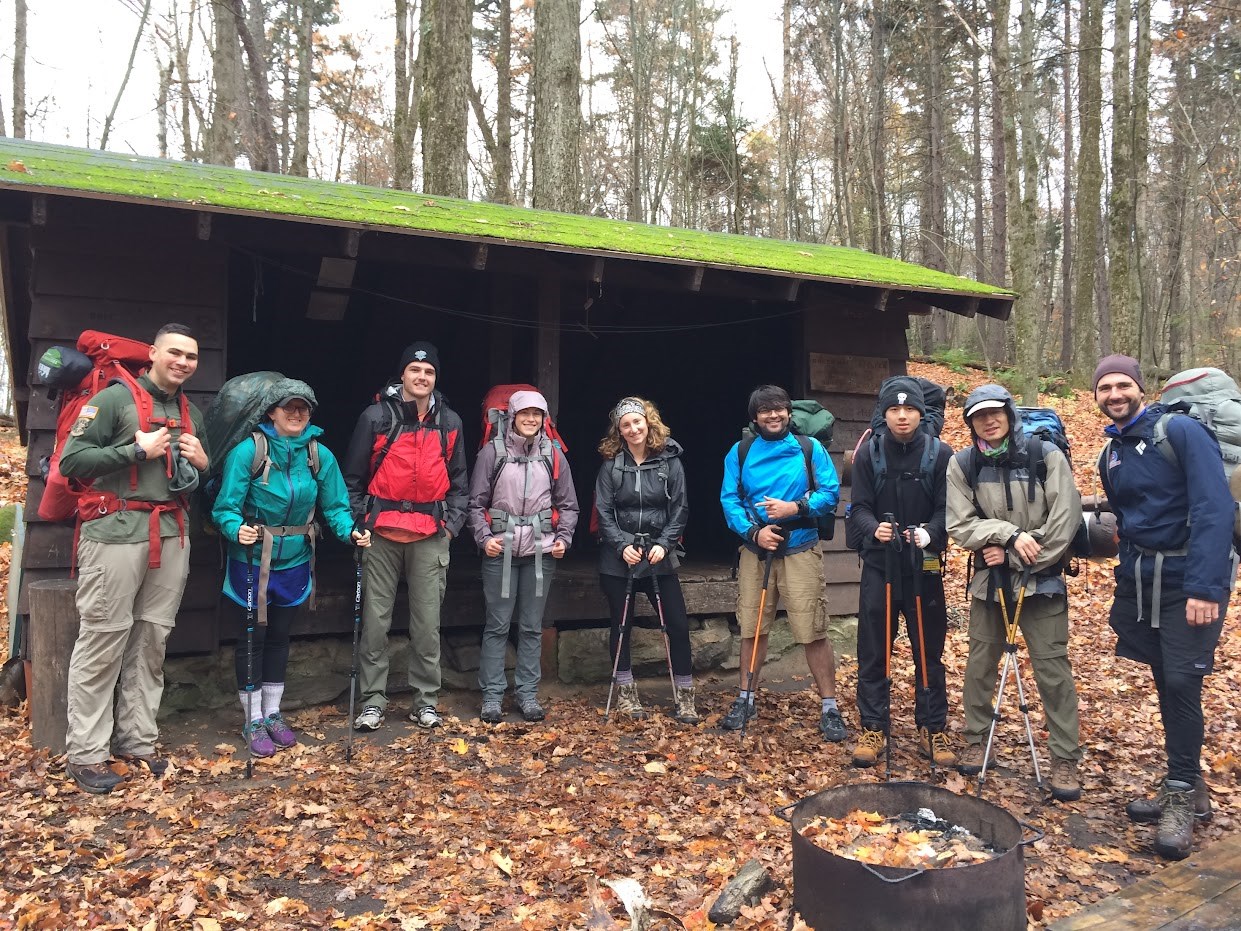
[1101, 402, 1235, 604]
[596, 438, 688, 577]
[947, 384, 1083, 599]
[466, 391, 579, 557]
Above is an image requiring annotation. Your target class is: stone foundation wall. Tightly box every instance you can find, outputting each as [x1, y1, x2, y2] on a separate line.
[161, 614, 859, 716]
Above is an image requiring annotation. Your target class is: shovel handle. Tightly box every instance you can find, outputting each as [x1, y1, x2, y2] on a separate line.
[859, 863, 927, 884]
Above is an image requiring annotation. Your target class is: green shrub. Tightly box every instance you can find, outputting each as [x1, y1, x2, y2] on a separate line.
[0, 505, 15, 545]
[931, 347, 982, 374]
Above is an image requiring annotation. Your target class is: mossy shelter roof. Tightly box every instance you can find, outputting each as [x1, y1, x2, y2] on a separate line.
[0, 138, 1013, 319]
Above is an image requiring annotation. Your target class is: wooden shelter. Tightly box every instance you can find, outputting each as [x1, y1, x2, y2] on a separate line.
[0, 139, 1013, 657]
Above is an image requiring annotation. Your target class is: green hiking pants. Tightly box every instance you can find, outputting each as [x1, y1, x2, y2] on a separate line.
[962, 593, 1082, 762]
[357, 533, 449, 712]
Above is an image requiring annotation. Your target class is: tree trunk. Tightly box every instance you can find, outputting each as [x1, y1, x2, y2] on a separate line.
[393, 0, 420, 190]
[923, 0, 949, 348]
[1132, 0, 1152, 365]
[207, 0, 242, 166]
[989, 0, 1010, 364]
[1072, 0, 1104, 377]
[420, 0, 471, 197]
[1059, 0, 1074, 371]
[232, 0, 279, 172]
[13, 0, 27, 138]
[777, 0, 794, 239]
[532, 0, 582, 212]
[494, 0, 514, 204]
[867, 2, 890, 254]
[100, 0, 154, 152]
[1108, 0, 1135, 356]
[289, 0, 313, 176]
[157, 60, 172, 158]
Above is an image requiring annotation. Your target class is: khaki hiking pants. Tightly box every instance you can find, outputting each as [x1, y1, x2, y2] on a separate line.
[66, 537, 191, 765]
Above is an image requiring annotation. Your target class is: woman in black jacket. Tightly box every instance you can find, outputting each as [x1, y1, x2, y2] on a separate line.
[595, 397, 696, 723]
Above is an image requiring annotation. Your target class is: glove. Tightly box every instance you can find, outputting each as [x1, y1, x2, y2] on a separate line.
[912, 527, 931, 549]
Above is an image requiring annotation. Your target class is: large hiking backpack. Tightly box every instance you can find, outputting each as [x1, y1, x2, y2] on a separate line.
[36, 330, 191, 523]
[1116, 367, 1241, 546]
[737, 399, 837, 541]
[201, 372, 322, 515]
[479, 383, 568, 482]
[844, 377, 946, 552]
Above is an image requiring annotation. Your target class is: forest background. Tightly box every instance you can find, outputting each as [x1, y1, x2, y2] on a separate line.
[0, 0, 1239, 408]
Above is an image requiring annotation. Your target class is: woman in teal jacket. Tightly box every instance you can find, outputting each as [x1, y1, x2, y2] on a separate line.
[212, 378, 370, 757]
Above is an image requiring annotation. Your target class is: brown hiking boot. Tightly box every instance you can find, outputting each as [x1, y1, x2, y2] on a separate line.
[66, 761, 123, 795]
[851, 729, 887, 768]
[957, 742, 990, 776]
[1049, 757, 1082, 801]
[1154, 780, 1195, 860]
[673, 687, 699, 725]
[1126, 776, 1212, 824]
[616, 683, 647, 719]
[117, 752, 169, 777]
[919, 728, 956, 767]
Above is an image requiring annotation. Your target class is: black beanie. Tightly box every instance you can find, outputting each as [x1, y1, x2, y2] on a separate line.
[877, 376, 926, 416]
[399, 341, 440, 376]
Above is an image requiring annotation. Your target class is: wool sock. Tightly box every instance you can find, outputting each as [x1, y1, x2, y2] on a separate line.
[262, 682, 285, 718]
[674, 675, 693, 689]
[821, 697, 839, 713]
[616, 670, 635, 686]
[239, 689, 262, 724]
[739, 689, 755, 704]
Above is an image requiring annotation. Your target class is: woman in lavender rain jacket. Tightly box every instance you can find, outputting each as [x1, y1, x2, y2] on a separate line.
[467, 390, 579, 724]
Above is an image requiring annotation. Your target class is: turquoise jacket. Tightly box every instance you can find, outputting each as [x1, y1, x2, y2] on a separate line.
[212, 421, 356, 571]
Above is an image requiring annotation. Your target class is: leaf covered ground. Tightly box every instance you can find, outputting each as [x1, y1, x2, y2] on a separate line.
[2, 370, 1240, 930]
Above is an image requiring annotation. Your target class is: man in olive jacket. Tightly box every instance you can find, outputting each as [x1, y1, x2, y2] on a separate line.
[946, 384, 1083, 801]
[59, 324, 209, 794]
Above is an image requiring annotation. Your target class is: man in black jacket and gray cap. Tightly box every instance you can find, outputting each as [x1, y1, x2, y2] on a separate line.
[845, 376, 955, 769]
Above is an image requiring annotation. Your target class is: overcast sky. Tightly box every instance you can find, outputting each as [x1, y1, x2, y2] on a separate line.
[1, 2, 783, 159]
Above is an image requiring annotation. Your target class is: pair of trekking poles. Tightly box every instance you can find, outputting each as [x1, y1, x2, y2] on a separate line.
[603, 533, 679, 722]
[241, 526, 366, 778]
[878, 514, 934, 778]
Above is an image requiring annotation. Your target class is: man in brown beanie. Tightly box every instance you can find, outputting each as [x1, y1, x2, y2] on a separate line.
[343, 341, 467, 731]
[1095, 354, 1234, 860]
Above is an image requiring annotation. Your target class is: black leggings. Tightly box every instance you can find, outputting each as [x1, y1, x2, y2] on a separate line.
[600, 572, 693, 677]
[1153, 666, 1206, 785]
[232, 600, 297, 687]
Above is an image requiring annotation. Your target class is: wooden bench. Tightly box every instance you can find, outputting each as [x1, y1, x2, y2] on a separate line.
[1050, 832, 1241, 929]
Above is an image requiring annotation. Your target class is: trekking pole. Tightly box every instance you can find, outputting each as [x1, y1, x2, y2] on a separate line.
[346, 542, 363, 763]
[911, 527, 934, 771]
[978, 567, 1041, 793]
[644, 537, 679, 707]
[604, 543, 641, 722]
[882, 513, 898, 780]
[739, 546, 777, 742]
[243, 536, 257, 780]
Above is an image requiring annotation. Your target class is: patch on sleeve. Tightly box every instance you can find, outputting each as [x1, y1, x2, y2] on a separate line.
[79, 405, 99, 419]
[69, 416, 91, 437]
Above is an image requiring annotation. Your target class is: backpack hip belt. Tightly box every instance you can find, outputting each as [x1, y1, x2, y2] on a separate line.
[365, 496, 445, 532]
[488, 507, 554, 600]
[1129, 542, 1190, 628]
[253, 519, 319, 627]
[74, 491, 187, 572]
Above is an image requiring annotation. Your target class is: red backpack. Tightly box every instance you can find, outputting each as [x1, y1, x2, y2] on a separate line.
[38, 330, 192, 532]
[478, 383, 568, 478]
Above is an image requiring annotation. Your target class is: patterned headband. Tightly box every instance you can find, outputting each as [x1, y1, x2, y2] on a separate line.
[612, 398, 645, 423]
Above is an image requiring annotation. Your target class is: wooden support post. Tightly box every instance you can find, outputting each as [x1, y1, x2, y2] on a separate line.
[541, 628, 559, 684]
[536, 275, 561, 418]
[28, 579, 80, 755]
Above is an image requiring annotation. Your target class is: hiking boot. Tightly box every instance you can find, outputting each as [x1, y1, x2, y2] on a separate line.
[1126, 776, 1213, 824]
[673, 687, 700, 725]
[616, 683, 648, 719]
[353, 705, 383, 731]
[919, 729, 956, 768]
[957, 742, 991, 776]
[411, 706, 443, 728]
[245, 721, 276, 758]
[1049, 757, 1082, 802]
[67, 761, 122, 795]
[117, 752, 169, 777]
[1154, 780, 1196, 860]
[719, 696, 756, 730]
[520, 699, 546, 722]
[851, 729, 887, 768]
[480, 700, 503, 724]
[264, 714, 297, 749]
[819, 707, 847, 743]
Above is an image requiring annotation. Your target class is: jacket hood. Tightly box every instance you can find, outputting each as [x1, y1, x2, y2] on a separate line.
[962, 384, 1022, 441]
[262, 377, 318, 415]
[258, 419, 324, 450]
[652, 437, 684, 460]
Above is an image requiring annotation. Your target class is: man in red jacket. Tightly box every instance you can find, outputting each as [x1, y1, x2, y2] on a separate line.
[344, 342, 467, 731]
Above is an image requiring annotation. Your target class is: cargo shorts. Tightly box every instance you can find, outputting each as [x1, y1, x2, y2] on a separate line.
[735, 547, 829, 644]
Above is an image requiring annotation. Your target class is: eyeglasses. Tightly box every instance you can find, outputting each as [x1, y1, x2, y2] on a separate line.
[280, 404, 311, 416]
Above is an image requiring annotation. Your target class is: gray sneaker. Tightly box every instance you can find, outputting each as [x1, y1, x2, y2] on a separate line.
[720, 696, 756, 730]
[411, 706, 443, 728]
[353, 705, 383, 731]
[819, 707, 847, 743]
[520, 699, 546, 722]
[480, 700, 503, 724]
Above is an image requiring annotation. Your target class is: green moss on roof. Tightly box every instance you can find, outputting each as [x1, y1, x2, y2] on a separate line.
[0, 139, 1012, 300]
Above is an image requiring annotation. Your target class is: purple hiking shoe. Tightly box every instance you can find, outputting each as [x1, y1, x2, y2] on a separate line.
[246, 721, 276, 757]
[264, 713, 297, 749]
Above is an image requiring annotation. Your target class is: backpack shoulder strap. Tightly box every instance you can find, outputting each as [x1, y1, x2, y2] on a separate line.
[735, 434, 757, 497]
[308, 438, 321, 477]
[249, 431, 273, 485]
[1098, 439, 1115, 500]
[1152, 412, 1181, 470]
[918, 436, 941, 498]
[795, 433, 818, 491]
[953, 446, 977, 487]
[1026, 435, 1045, 503]
[870, 433, 887, 494]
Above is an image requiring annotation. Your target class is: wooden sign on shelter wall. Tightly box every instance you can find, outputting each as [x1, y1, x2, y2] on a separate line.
[808, 353, 890, 395]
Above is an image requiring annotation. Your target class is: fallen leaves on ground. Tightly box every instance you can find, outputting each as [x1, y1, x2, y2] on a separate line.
[799, 809, 999, 868]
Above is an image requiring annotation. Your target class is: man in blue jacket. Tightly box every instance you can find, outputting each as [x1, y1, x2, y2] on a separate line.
[1095, 354, 1236, 860]
[719, 385, 845, 741]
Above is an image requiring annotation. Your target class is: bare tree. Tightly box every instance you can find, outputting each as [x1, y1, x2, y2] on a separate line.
[393, 0, 423, 190]
[1072, 0, 1104, 375]
[420, 0, 471, 197]
[289, 0, 314, 176]
[12, 0, 26, 138]
[1059, 0, 1074, 371]
[100, 0, 154, 152]
[1108, 0, 1136, 355]
[532, 0, 582, 212]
